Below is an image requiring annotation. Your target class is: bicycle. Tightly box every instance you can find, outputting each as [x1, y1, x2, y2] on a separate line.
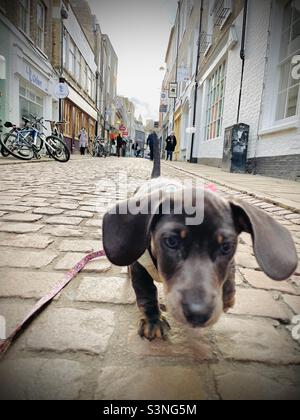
[45, 119, 69, 142]
[0, 115, 70, 162]
[0, 120, 10, 157]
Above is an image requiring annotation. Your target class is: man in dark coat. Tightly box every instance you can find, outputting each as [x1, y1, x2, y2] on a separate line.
[116, 134, 123, 158]
[147, 131, 158, 161]
[165, 132, 177, 161]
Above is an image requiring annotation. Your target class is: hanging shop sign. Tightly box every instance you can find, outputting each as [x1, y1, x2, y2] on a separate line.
[54, 82, 69, 99]
[169, 82, 178, 98]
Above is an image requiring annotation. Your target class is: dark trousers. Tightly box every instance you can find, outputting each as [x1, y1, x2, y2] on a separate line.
[80, 146, 86, 156]
[166, 150, 173, 161]
[150, 147, 154, 161]
[117, 146, 122, 157]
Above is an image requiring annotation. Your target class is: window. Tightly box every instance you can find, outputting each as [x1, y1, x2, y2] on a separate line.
[211, 0, 232, 28]
[276, 0, 300, 120]
[63, 30, 68, 68]
[84, 65, 88, 91]
[68, 38, 75, 75]
[19, 84, 43, 123]
[87, 68, 92, 97]
[75, 48, 81, 82]
[205, 62, 226, 140]
[36, 1, 45, 50]
[19, 0, 30, 34]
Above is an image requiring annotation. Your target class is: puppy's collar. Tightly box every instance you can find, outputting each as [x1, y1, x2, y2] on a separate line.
[138, 250, 162, 283]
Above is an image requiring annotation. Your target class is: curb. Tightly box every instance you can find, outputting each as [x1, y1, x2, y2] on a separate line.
[163, 162, 300, 214]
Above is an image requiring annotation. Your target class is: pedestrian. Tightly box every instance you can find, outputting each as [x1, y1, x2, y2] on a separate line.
[116, 134, 123, 158]
[165, 132, 177, 161]
[78, 127, 87, 156]
[147, 131, 158, 161]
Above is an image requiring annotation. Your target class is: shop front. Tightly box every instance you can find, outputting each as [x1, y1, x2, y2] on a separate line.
[63, 94, 97, 153]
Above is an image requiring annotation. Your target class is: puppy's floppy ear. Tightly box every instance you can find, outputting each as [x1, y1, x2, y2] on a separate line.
[102, 193, 161, 266]
[230, 200, 298, 280]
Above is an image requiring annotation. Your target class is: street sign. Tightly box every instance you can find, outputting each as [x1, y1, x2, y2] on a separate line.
[123, 131, 128, 137]
[169, 82, 178, 98]
[54, 82, 69, 99]
[119, 124, 127, 132]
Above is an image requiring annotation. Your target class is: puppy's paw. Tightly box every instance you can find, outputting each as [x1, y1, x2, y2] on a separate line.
[138, 316, 171, 341]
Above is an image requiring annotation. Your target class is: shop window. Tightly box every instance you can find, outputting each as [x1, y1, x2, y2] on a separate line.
[75, 108, 82, 139]
[205, 61, 226, 140]
[19, 0, 30, 35]
[276, 0, 300, 120]
[19, 83, 43, 123]
[36, 1, 46, 50]
[89, 118, 95, 141]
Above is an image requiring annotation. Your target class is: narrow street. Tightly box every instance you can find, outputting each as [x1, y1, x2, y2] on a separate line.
[0, 157, 299, 400]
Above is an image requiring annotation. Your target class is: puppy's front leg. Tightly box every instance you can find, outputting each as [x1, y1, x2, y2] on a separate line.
[222, 260, 236, 312]
[131, 262, 170, 341]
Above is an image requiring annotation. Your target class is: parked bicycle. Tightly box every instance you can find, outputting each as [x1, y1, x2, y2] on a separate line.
[0, 119, 10, 157]
[0, 114, 70, 162]
[45, 119, 69, 142]
[93, 137, 108, 158]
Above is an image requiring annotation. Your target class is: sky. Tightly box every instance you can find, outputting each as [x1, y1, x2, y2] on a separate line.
[88, 0, 177, 123]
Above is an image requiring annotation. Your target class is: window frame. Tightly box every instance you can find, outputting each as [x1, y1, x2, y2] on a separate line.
[275, 0, 300, 122]
[204, 61, 226, 141]
[36, 1, 46, 51]
[19, 0, 30, 35]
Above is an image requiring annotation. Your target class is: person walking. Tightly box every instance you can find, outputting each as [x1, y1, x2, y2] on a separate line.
[116, 134, 123, 158]
[165, 132, 177, 161]
[79, 127, 87, 156]
[147, 131, 158, 161]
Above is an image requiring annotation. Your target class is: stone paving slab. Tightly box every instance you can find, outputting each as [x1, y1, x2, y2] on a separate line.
[24, 308, 115, 355]
[213, 315, 300, 364]
[0, 234, 54, 249]
[0, 358, 86, 400]
[95, 366, 216, 400]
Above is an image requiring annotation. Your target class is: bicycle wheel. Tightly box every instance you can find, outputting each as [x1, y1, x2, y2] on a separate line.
[45, 135, 70, 162]
[0, 139, 10, 157]
[1, 133, 34, 160]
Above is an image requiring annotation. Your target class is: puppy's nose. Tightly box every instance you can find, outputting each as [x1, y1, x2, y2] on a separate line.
[182, 303, 211, 326]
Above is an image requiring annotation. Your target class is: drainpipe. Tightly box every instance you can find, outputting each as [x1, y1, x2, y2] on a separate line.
[236, 0, 248, 124]
[189, 0, 204, 163]
[172, 1, 181, 131]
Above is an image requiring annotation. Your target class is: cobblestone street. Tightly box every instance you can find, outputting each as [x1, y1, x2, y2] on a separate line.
[0, 157, 300, 400]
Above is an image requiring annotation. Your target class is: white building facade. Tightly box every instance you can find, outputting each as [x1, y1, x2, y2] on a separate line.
[162, 0, 300, 180]
[0, 0, 57, 136]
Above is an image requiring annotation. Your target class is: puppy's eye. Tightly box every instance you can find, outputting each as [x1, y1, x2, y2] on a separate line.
[220, 242, 233, 255]
[164, 235, 180, 249]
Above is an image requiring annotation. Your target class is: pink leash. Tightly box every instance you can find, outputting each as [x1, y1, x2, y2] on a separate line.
[0, 250, 106, 356]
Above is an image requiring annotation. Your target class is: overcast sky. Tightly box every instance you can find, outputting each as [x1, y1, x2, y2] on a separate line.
[88, 0, 177, 123]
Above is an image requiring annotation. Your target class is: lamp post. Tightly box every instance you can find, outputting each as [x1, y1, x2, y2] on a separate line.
[59, 6, 68, 122]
